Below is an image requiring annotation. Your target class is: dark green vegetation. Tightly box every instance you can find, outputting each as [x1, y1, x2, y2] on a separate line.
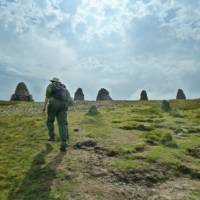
[0, 100, 200, 200]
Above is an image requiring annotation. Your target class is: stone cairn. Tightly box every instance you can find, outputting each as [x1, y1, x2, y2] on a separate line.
[96, 88, 112, 101]
[140, 90, 148, 101]
[10, 82, 33, 101]
[74, 88, 84, 101]
[87, 105, 99, 115]
[176, 89, 186, 100]
[161, 100, 171, 112]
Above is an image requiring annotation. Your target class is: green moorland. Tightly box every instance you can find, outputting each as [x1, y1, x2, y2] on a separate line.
[0, 100, 200, 200]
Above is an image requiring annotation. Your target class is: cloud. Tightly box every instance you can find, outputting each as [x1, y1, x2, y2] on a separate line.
[72, 0, 133, 42]
[148, 0, 200, 41]
[0, 29, 77, 78]
[0, 0, 200, 101]
[0, 0, 70, 32]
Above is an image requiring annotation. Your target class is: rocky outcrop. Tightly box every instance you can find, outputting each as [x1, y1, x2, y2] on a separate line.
[161, 100, 171, 112]
[176, 89, 186, 100]
[10, 82, 33, 101]
[74, 88, 84, 101]
[96, 88, 112, 101]
[140, 90, 148, 101]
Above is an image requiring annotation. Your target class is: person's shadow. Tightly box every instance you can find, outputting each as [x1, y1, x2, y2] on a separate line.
[7, 144, 65, 200]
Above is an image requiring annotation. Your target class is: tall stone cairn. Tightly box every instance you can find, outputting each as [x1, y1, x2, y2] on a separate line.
[10, 82, 33, 101]
[74, 88, 84, 101]
[176, 89, 186, 100]
[140, 90, 148, 101]
[96, 88, 112, 101]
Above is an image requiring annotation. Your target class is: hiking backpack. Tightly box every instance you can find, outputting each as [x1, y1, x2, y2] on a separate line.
[52, 83, 69, 102]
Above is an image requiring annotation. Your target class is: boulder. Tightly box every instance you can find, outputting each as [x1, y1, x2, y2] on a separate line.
[140, 90, 148, 101]
[96, 88, 112, 101]
[10, 82, 33, 101]
[161, 100, 171, 112]
[87, 105, 99, 115]
[74, 88, 84, 101]
[176, 89, 186, 100]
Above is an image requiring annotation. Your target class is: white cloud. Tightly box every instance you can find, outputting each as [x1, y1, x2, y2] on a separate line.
[162, 5, 200, 41]
[147, 0, 200, 41]
[70, 0, 175, 42]
[1, 0, 199, 41]
[72, 0, 133, 42]
[0, 29, 78, 79]
[0, 0, 70, 32]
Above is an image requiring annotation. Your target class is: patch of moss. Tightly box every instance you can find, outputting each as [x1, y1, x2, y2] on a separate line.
[111, 159, 137, 169]
[120, 123, 154, 131]
[145, 130, 177, 147]
[139, 146, 182, 165]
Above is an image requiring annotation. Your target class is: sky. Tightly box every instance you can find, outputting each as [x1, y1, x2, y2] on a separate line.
[0, 0, 200, 101]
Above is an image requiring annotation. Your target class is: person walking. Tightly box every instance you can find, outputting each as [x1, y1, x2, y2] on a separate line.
[43, 78, 72, 152]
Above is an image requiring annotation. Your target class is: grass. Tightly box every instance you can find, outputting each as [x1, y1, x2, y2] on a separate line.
[111, 159, 149, 170]
[1, 99, 200, 199]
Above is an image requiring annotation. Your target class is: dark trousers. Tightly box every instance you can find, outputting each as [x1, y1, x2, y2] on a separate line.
[47, 102, 68, 148]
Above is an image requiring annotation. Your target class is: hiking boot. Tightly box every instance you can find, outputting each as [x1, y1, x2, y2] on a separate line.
[60, 144, 69, 152]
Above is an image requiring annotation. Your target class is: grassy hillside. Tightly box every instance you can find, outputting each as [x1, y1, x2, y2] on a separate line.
[0, 100, 200, 200]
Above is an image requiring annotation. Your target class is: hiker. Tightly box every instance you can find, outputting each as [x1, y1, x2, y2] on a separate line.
[43, 78, 72, 152]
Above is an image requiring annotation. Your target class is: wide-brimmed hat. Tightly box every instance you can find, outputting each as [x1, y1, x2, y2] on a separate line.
[50, 77, 60, 82]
